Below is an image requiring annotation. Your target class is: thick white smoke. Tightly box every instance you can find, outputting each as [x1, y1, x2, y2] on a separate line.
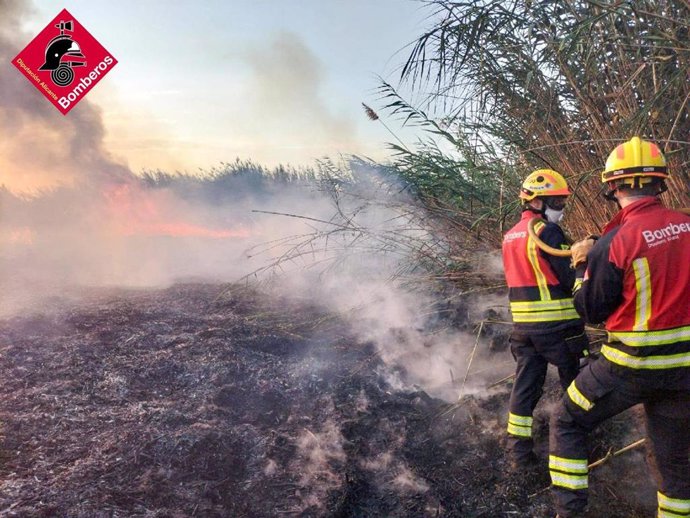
[0, 0, 510, 402]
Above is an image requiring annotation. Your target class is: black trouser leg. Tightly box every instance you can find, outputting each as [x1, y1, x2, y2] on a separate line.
[555, 361, 579, 391]
[507, 337, 547, 461]
[533, 329, 585, 391]
[549, 359, 638, 517]
[645, 403, 690, 517]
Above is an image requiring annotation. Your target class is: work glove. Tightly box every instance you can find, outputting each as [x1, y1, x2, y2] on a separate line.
[570, 236, 597, 268]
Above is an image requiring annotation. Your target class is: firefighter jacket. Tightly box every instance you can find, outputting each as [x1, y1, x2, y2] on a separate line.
[573, 197, 690, 376]
[502, 210, 580, 334]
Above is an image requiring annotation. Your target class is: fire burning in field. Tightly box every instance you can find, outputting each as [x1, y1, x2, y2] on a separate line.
[5, 226, 34, 245]
[117, 222, 250, 239]
[103, 183, 252, 240]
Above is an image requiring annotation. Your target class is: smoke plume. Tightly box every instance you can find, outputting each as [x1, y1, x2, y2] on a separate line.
[238, 31, 361, 164]
[0, 1, 510, 404]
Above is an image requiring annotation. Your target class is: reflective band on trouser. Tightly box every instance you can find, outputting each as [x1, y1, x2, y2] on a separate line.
[510, 299, 579, 323]
[507, 412, 532, 438]
[632, 257, 651, 331]
[658, 491, 690, 518]
[549, 455, 588, 490]
[567, 381, 593, 411]
[609, 325, 690, 347]
[602, 345, 690, 370]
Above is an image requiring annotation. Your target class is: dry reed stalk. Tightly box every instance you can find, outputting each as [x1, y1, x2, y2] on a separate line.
[459, 320, 484, 398]
[395, 0, 690, 242]
[487, 373, 515, 389]
[587, 438, 647, 470]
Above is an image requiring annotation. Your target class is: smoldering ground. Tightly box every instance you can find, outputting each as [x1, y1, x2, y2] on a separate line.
[0, 141, 530, 516]
[0, 280, 654, 517]
[0, 153, 512, 398]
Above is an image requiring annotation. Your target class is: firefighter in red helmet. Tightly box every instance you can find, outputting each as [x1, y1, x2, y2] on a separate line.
[549, 137, 690, 518]
[502, 169, 588, 470]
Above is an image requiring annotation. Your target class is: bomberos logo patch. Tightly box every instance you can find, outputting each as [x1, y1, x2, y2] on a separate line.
[12, 9, 117, 115]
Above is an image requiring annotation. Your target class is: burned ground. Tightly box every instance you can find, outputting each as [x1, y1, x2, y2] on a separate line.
[0, 283, 655, 517]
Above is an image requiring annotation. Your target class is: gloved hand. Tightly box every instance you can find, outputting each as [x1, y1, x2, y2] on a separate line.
[571, 237, 596, 268]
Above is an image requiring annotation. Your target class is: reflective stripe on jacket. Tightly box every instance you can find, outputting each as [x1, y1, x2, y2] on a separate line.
[573, 198, 690, 371]
[502, 211, 579, 333]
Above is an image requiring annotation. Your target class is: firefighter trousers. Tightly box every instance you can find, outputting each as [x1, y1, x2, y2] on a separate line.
[549, 356, 690, 518]
[506, 327, 587, 463]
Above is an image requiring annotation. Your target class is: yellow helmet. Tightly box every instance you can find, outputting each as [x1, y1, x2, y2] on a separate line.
[519, 169, 571, 201]
[602, 136, 668, 185]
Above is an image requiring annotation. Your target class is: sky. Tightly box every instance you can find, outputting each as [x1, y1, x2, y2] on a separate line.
[10, 0, 432, 181]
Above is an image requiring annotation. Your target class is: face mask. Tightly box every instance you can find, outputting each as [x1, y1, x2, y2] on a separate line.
[544, 206, 564, 223]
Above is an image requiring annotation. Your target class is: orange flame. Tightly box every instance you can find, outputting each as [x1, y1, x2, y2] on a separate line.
[103, 183, 250, 239]
[7, 227, 35, 245]
[119, 222, 250, 239]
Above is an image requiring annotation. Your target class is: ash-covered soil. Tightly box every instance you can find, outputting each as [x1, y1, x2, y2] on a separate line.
[0, 283, 655, 517]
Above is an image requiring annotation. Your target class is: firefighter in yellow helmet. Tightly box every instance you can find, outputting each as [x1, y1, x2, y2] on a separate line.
[549, 137, 690, 518]
[601, 135, 670, 200]
[502, 169, 588, 470]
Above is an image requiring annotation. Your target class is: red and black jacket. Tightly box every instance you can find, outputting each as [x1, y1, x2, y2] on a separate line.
[503, 211, 581, 333]
[574, 197, 690, 374]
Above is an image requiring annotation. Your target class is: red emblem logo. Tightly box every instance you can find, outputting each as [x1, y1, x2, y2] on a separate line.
[12, 9, 117, 115]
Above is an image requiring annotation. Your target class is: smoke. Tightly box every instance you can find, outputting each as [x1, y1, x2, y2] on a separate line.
[292, 417, 347, 512]
[290, 414, 431, 512]
[0, 1, 130, 193]
[238, 31, 361, 163]
[361, 451, 430, 493]
[0, 7, 340, 309]
[0, 1, 145, 308]
[315, 278, 510, 400]
[1, 158, 510, 400]
[0, 174, 339, 313]
[0, 2, 510, 403]
[241, 166, 510, 401]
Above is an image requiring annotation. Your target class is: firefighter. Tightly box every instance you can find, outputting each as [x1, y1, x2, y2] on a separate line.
[549, 137, 690, 518]
[502, 170, 589, 469]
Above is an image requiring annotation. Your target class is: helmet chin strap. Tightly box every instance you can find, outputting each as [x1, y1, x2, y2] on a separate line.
[603, 188, 618, 202]
[525, 204, 545, 216]
[523, 199, 546, 217]
[604, 179, 668, 203]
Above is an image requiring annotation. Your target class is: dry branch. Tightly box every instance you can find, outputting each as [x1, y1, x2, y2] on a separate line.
[587, 438, 647, 470]
[529, 437, 648, 498]
[460, 320, 484, 397]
